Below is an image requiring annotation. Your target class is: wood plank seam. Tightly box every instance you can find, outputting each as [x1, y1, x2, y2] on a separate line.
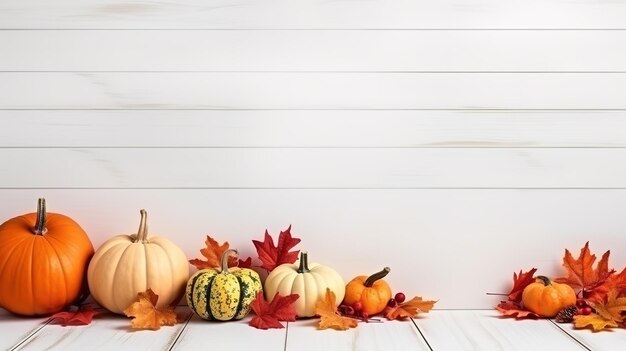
[410, 318, 434, 351]
[166, 312, 193, 351]
[548, 320, 592, 351]
[8, 319, 51, 351]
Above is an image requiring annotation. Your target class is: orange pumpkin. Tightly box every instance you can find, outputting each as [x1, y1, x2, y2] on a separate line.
[0, 198, 94, 315]
[343, 267, 392, 315]
[522, 276, 576, 317]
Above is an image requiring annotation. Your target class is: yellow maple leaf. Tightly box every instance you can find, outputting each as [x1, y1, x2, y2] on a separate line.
[590, 289, 626, 323]
[123, 289, 178, 330]
[385, 296, 437, 320]
[315, 288, 358, 331]
[189, 235, 238, 269]
[574, 314, 618, 332]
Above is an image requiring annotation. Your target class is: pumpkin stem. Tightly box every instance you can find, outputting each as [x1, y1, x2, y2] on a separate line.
[364, 267, 391, 287]
[136, 209, 149, 243]
[33, 198, 47, 235]
[537, 276, 552, 286]
[297, 251, 310, 273]
[221, 249, 238, 273]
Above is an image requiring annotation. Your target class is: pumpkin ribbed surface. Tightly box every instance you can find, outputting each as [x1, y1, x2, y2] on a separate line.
[186, 266, 262, 321]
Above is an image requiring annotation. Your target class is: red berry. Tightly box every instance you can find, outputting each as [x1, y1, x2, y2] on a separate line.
[387, 298, 397, 307]
[360, 311, 369, 319]
[576, 298, 586, 308]
[345, 306, 355, 316]
[582, 307, 592, 315]
[353, 301, 363, 312]
[395, 292, 406, 304]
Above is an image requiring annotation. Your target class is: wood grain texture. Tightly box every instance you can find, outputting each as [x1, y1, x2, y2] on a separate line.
[1, 0, 626, 29]
[13, 308, 192, 351]
[1, 148, 626, 189]
[1, 189, 625, 309]
[2, 72, 626, 109]
[413, 310, 587, 350]
[0, 310, 47, 351]
[2, 110, 626, 148]
[2, 30, 626, 71]
[285, 319, 430, 351]
[556, 322, 626, 350]
[170, 315, 286, 351]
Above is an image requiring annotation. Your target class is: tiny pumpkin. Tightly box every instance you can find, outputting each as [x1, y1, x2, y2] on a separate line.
[264, 251, 345, 317]
[88, 209, 189, 314]
[186, 249, 262, 321]
[344, 267, 392, 315]
[522, 276, 576, 317]
[0, 198, 94, 316]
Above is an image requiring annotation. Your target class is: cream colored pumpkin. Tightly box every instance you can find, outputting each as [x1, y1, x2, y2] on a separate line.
[87, 210, 189, 314]
[264, 251, 345, 317]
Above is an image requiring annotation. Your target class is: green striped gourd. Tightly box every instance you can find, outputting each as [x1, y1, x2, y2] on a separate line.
[186, 249, 262, 321]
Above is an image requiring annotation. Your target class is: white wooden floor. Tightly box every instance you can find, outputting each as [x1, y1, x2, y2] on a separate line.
[2, 309, 624, 351]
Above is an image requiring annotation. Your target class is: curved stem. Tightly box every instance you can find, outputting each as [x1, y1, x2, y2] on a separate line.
[536, 276, 551, 286]
[297, 251, 310, 273]
[364, 267, 390, 287]
[33, 198, 47, 235]
[221, 249, 238, 273]
[136, 209, 149, 243]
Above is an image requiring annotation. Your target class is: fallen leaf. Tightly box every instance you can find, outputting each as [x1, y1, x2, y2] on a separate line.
[252, 225, 301, 272]
[249, 291, 299, 329]
[496, 301, 540, 319]
[189, 235, 238, 270]
[238, 256, 253, 269]
[506, 268, 538, 303]
[49, 304, 97, 326]
[316, 288, 358, 330]
[590, 267, 626, 303]
[574, 314, 618, 332]
[385, 296, 437, 320]
[589, 289, 626, 325]
[555, 242, 615, 294]
[123, 289, 178, 330]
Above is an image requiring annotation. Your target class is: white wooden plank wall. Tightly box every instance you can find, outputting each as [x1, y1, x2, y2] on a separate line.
[1, 0, 626, 317]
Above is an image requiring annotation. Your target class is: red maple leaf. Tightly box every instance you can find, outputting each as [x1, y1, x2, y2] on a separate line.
[252, 225, 301, 271]
[507, 268, 538, 303]
[589, 267, 626, 303]
[49, 304, 98, 326]
[555, 242, 615, 294]
[238, 257, 253, 269]
[496, 301, 540, 319]
[249, 291, 299, 329]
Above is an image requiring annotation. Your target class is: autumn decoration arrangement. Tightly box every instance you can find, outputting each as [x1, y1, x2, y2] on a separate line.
[495, 242, 626, 332]
[0, 198, 437, 331]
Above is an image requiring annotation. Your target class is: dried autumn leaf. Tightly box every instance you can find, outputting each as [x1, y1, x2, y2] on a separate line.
[589, 289, 626, 324]
[252, 225, 301, 272]
[574, 314, 618, 332]
[238, 256, 253, 269]
[189, 235, 238, 270]
[249, 291, 299, 329]
[49, 304, 97, 326]
[385, 296, 437, 320]
[496, 301, 540, 319]
[316, 288, 358, 331]
[590, 267, 626, 303]
[506, 268, 538, 303]
[123, 289, 178, 330]
[555, 242, 615, 293]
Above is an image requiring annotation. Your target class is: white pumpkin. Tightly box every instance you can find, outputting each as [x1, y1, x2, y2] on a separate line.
[264, 251, 345, 317]
[87, 210, 189, 314]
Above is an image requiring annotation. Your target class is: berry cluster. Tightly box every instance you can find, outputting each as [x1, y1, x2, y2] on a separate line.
[339, 292, 406, 320]
[555, 298, 595, 323]
[387, 292, 406, 307]
[576, 298, 593, 316]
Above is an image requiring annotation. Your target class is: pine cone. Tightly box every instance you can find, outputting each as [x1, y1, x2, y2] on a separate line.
[555, 305, 578, 323]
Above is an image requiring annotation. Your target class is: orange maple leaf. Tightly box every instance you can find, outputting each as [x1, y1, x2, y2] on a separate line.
[589, 289, 626, 324]
[385, 296, 437, 320]
[574, 315, 618, 332]
[554, 242, 615, 293]
[589, 267, 626, 303]
[123, 289, 178, 330]
[495, 301, 540, 319]
[315, 288, 358, 331]
[189, 235, 238, 270]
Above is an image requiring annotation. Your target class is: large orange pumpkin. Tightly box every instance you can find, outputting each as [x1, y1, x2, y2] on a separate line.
[88, 209, 189, 314]
[0, 198, 94, 316]
[522, 276, 576, 317]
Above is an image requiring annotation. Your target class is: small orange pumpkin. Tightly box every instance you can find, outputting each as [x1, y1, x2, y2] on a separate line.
[343, 267, 392, 315]
[522, 276, 576, 317]
[0, 198, 94, 315]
